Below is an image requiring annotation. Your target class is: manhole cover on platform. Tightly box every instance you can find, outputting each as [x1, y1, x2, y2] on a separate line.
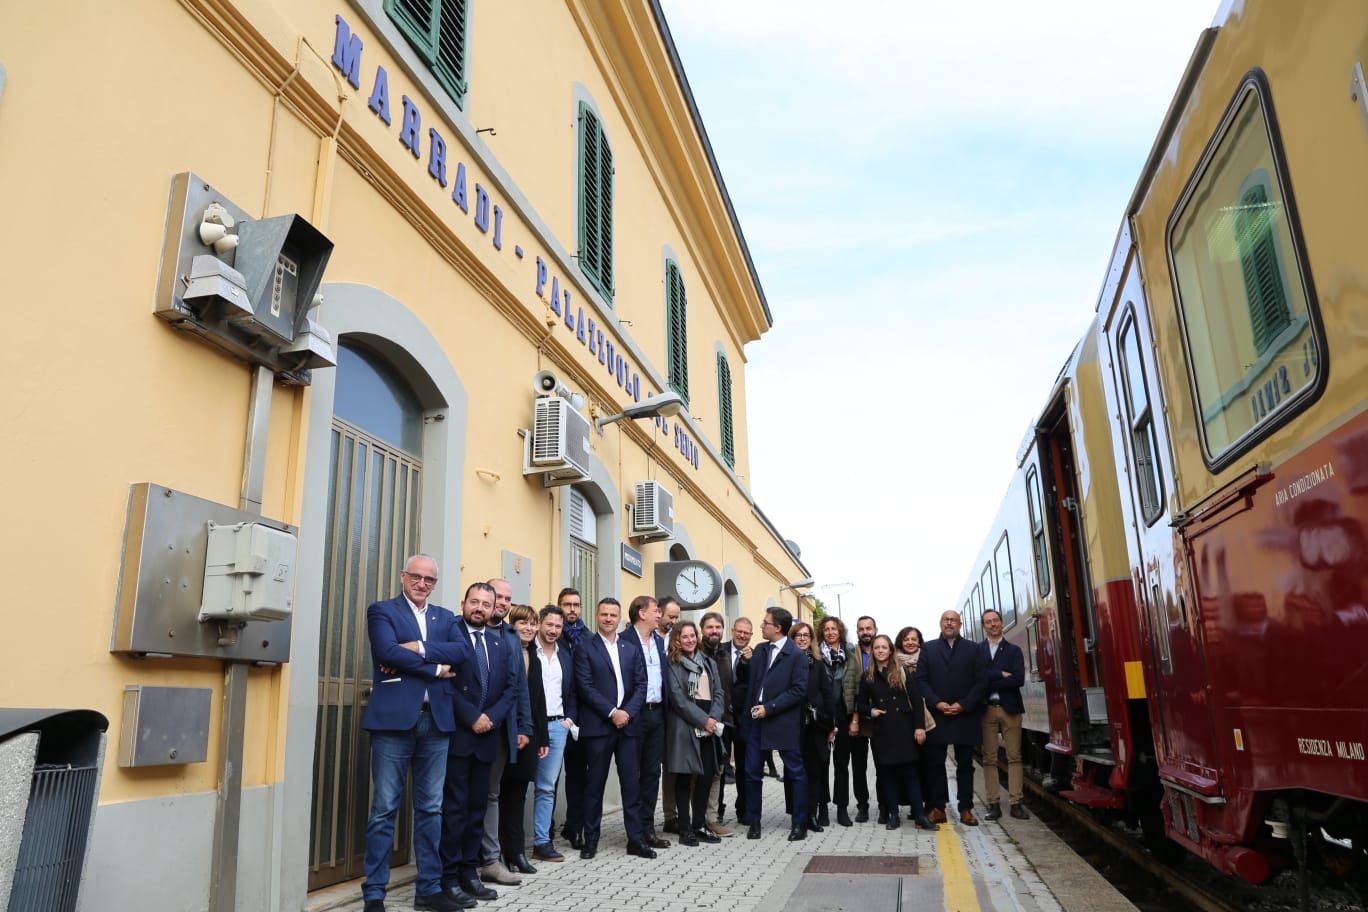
[804, 855, 920, 876]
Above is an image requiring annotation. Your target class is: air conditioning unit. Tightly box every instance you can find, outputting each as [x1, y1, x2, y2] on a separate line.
[523, 397, 591, 484]
[631, 480, 674, 540]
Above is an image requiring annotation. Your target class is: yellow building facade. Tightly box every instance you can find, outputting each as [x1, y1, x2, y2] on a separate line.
[0, 2, 810, 909]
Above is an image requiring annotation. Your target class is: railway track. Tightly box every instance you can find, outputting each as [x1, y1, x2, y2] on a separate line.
[1021, 777, 1245, 912]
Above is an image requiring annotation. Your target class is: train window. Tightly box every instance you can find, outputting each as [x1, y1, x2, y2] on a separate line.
[994, 533, 1017, 629]
[1167, 74, 1322, 467]
[1117, 314, 1164, 524]
[981, 565, 996, 611]
[1026, 467, 1051, 597]
[1026, 618, 1039, 676]
[972, 583, 984, 618]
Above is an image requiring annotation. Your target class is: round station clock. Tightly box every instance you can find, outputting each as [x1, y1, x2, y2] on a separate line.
[654, 560, 723, 610]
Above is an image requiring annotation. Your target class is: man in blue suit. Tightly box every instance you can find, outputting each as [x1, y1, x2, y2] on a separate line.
[574, 596, 655, 859]
[917, 609, 989, 826]
[979, 608, 1029, 821]
[439, 582, 526, 903]
[742, 607, 810, 842]
[360, 554, 470, 912]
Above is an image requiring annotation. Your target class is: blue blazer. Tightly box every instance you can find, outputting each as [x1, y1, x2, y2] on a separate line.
[916, 636, 989, 745]
[574, 632, 648, 738]
[979, 638, 1026, 715]
[361, 596, 468, 734]
[742, 638, 809, 751]
[450, 619, 523, 761]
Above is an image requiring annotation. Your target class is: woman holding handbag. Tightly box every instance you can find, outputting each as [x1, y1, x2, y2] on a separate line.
[857, 634, 938, 831]
[664, 621, 726, 846]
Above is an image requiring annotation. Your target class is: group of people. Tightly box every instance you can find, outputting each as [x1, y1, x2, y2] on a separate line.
[359, 554, 1028, 912]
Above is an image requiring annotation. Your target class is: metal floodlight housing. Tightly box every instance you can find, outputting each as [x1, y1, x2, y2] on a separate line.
[597, 390, 687, 432]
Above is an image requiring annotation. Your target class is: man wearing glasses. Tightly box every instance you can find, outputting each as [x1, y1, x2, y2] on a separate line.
[360, 555, 471, 912]
[742, 608, 810, 841]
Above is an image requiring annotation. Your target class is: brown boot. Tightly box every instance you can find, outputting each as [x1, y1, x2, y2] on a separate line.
[984, 802, 1002, 821]
[1010, 803, 1030, 820]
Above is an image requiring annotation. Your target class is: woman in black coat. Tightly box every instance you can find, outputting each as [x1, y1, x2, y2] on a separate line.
[857, 634, 938, 831]
[499, 604, 550, 872]
[788, 622, 838, 831]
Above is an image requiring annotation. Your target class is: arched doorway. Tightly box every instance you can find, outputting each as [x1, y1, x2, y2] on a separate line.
[309, 341, 425, 889]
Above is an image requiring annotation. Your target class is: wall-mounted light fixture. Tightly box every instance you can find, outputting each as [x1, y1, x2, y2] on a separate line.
[597, 390, 685, 434]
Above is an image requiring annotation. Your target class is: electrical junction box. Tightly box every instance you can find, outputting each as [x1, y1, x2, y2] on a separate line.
[199, 521, 297, 621]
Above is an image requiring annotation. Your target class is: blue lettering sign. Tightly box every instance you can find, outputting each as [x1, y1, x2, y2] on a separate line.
[427, 128, 447, 186]
[399, 96, 421, 158]
[549, 276, 561, 315]
[451, 162, 468, 212]
[368, 66, 391, 124]
[587, 319, 597, 354]
[331, 15, 362, 89]
[473, 184, 490, 232]
[492, 205, 503, 250]
[575, 305, 586, 343]
[535, 257, 548, 299]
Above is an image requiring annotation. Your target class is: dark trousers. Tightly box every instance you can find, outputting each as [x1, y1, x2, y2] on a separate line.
[721, 731, 749, 822]
[636, 705, 666, 833]
[832, 726, 855, 808]
[745, 736, 806, 828]
[848, 734, 872, 809]
[440, 750, 493, 885]
[924, 742, 976, 812]
[784, 725, 830, 819]
[561, 733, 588, 838]
[674, 736, 719, 833]
[878, 760, 925, 818]
[583, 730, 643, 844]
[497, 767, 531, 860]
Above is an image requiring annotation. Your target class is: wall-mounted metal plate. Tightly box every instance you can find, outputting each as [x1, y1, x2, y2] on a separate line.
[118, 686, 212, 766]
[111, 483, 295, 662]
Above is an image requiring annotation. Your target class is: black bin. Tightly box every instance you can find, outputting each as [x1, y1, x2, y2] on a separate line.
[1, 709, 108, 912]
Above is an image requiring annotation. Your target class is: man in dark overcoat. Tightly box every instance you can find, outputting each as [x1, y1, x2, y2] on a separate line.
[915, 609, 988, 825]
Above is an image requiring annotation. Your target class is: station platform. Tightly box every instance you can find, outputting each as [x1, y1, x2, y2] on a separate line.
[308, 768, 1136, 912]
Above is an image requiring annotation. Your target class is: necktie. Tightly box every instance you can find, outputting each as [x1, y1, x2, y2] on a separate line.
[474, 630, 489, 707]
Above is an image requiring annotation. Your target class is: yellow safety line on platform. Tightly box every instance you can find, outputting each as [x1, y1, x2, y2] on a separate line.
[937, 824, 981, 912]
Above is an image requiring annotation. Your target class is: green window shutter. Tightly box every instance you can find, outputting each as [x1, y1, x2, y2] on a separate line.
[1234, 183, 1290, 354]
[666, 261, 689, 404]
[577, 102, 614, 301]
[717, 352, 735, 468]
[386, 0, 469, 105]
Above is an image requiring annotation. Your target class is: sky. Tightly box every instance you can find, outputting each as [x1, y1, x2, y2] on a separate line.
[658, 0, 1220, 636]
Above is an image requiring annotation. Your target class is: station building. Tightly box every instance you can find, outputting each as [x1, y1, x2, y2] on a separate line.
[0, 2, 811, 909]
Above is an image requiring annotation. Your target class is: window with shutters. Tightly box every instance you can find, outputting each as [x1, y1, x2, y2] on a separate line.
[1167, 73, 1321, 467]
[716, 352, 734, 468]
[665, 260, 689, 405]
[577, 102, 614, 302]
[384, 0, 469, 107]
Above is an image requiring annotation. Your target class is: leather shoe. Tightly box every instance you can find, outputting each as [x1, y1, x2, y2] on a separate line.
[816, 805, 830, 827]
[440, 886, 477, 909]
[984, 802, 1002, 821]
[662, 819, 679, 834]
[477, 861, 521, 885]
[679, 829, 699, 847]
[707, 820, 735, 837]
[644, 831, 671, 849]
[459, 880, 496, 901]
[626, 839, 658, 859]
[836, 807, 853, 827]
[808, 816, 824, 833]
[506, 852, 537, 874]
[855, 805, 870, 823]
[885, 819, 900, 830]
[532, 843, 564, 862]
[747, 822, 761, 839]
[928, 808, 947, 824]
[787, 825, 806, 841]
[580, 841, 597, 859]
[1010, 803, 1030, 820]
[695, 826, 722, 844]
[914, 816, 939, 831]
[959, 809, 979, 826]
[562, 826, 584, 850]
[876, 809, 889, 825]
[416, 891, 469, 911]
[363, 901, 386, 912]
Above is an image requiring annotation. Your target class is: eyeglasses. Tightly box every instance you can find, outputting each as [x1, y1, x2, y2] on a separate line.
[403, 571, 438, 586]
[793, 632, 811, 639]
[760, 619, 777, 627]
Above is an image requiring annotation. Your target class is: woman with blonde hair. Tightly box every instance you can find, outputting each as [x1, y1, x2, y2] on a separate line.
[857, 634, 937, 831]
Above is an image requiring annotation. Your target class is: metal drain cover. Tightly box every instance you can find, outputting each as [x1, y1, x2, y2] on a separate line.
[804, 855, 920, 876]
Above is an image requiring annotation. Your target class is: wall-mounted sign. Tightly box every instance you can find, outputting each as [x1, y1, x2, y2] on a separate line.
[621, 543, 644, 578]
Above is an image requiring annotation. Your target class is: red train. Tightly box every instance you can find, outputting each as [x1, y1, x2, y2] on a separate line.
[956, 0, 1368, 889]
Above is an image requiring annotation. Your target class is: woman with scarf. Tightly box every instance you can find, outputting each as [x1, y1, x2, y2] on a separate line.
[664, 621, 726, 846]
[788, 621, 838, 832]
[817, 616, 855, 826]
[857, 634, 938, 831]
[894, 625, 931, 821]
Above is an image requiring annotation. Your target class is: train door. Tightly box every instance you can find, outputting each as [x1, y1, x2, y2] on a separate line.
[1108, 253, 1222, 799]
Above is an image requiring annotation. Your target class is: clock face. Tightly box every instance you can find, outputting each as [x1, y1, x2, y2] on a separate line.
[675, 566, 716, 605]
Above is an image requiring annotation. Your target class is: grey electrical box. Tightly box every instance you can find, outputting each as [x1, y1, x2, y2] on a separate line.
[118, 685, 212, 767]
[199, 520, 297, 622]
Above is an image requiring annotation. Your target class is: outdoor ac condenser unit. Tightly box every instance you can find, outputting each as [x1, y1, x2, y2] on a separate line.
[523, 397, 591, 482]
[631, 480, 674, 539]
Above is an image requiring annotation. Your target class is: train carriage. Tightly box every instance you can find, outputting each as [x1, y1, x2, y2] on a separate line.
[957, 0, 1368, 891]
